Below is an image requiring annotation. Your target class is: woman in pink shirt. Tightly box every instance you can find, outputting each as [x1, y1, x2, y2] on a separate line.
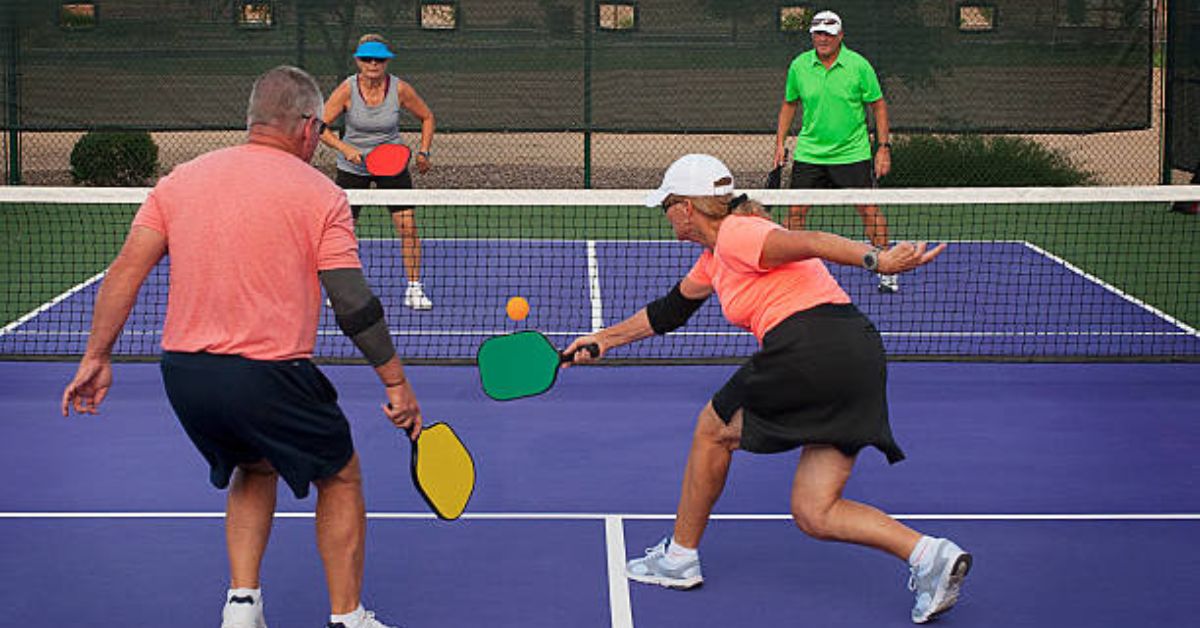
[564, 155, 970, 624]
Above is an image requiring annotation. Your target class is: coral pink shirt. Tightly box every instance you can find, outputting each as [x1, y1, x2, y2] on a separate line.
[686, 214, 851, 342]
[133, 144, 360, 360]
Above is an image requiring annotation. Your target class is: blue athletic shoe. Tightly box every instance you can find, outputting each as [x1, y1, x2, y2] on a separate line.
[626, 537, 703, 590]
[908, 538, 972, 623]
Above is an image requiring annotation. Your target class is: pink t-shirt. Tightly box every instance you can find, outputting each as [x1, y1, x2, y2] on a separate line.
[686, 214, 850, 342]
[133, 144, 360, 360]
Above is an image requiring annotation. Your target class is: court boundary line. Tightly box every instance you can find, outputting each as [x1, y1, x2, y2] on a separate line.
[605, 515, 634, 628]
[1022, 241, 1200, 338]
[3, 512, 1198, 521]
[0, 270, 107, 338]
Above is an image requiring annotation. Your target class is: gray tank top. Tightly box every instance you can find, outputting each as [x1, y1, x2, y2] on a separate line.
[336, 74, 404, 176]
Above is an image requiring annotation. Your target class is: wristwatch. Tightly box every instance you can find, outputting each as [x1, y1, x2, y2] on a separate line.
[878, 141, 892, 150]
[862, 249, 880, 271]
[417, 150, 431, 158]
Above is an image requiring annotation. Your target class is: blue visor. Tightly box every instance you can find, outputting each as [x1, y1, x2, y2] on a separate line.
[353, 41, 395, 59]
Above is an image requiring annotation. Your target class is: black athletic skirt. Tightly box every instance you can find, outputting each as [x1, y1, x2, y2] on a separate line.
[711, 304, 905, 463]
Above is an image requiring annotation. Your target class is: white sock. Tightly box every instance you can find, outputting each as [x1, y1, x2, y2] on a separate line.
[663, 537, 698, 567]
[226, 587, 261, 604]
[330, 604, 365, 627]
[408, 280, 421, 287]
[908, 536, 936, 569]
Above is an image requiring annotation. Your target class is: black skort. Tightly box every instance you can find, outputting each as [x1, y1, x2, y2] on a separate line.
[335, 167, 414, 221]
[160, 351, 355, 499]
[711, 304, 905, 463]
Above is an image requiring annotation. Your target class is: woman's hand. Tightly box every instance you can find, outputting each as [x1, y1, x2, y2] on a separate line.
[877, 241, 947, 274]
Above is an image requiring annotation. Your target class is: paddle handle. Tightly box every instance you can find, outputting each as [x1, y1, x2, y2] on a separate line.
[560, 343, 600, 363]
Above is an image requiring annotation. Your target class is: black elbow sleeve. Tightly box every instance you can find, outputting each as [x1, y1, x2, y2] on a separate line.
[645, 282, 705, 335]
[335, 295, 385, 337]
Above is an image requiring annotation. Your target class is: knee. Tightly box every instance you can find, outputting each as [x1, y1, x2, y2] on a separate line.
[791, 501, 836, 541]
[317, 456, 363, 490]
[236, 459, 278, 478]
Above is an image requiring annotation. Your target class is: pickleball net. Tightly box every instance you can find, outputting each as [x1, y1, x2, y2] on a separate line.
[2, 186, 1197, 362]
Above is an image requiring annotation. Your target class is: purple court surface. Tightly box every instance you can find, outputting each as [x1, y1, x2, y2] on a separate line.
[2, 360, 1197, 627]
[5, 239, 1198, 359]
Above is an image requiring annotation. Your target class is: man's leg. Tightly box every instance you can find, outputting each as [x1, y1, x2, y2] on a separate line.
[672, 403, 742, 548]
[314, 453, 366, 615]
[227, 460, 279, 588]
[789, 444, 919, 559]
[855, 204, 890, 250]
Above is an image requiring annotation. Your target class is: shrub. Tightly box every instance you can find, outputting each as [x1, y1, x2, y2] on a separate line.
[882, 135, 1095, 187]
[70, 131, 159, 186]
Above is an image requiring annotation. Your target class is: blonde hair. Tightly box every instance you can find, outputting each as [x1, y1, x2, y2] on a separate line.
[358, 33, 389, 47]
[667, 193, 772, 220]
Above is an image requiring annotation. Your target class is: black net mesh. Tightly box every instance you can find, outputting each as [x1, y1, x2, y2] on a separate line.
[2, 187, 1197, 363]
[0, 1, 1152, 134]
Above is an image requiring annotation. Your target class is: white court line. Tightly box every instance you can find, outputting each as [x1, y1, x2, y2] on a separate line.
[605, 516, 634, 628]
[1022, 241, 1200, 338]
[2, 512, 1198, 521]
[587, 240, 605, 333]
[0, 270, 106, 337]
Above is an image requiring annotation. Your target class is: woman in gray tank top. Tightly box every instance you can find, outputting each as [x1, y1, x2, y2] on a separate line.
[320, 35, 437, 310]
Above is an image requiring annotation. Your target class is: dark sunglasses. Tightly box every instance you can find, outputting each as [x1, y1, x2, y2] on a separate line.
[661, 198, 684, 213]
[302, 113, 327, 135]
[357, 57, 389, 64]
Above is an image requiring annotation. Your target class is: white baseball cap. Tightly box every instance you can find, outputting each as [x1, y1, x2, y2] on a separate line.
[644, 154, 736, 207]
[809, 10, 842, 35]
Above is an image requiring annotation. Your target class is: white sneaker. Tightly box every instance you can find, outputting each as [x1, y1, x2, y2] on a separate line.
[403, 281, 433, 310]
[326, 609, 398, 628]
[908, 538, 972, 623]
[626, 537, 703, 590]
[878, 273, 900, 294]
[221, 592, 267, 628]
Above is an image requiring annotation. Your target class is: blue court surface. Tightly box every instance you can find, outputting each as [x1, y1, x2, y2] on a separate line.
[2, 360, 1197, 627]
[4, 239, 1198, 359]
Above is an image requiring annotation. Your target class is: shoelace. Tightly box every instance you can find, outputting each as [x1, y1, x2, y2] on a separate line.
[907, 565, 918, 592]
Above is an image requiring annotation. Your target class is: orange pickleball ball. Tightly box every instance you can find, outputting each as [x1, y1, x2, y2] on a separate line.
[506, 296, 530, 321]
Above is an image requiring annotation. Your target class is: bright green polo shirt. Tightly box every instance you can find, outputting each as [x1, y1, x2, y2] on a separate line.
[784, 45, 883, 165]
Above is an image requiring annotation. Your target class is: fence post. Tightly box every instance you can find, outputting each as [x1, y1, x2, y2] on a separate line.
[1160, 0, 1173, 184]
[582, 0, 593, 189]
[4, 11, 19, 185]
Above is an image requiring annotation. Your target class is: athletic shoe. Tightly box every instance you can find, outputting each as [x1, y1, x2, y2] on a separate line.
[909, 538, 972, 624]
[403, 282, 433, 310]
[221, 593, 267, 628]
[878, 273, 900, 293]
[326, 609, 399, 628]
[626, 537, 703, 590]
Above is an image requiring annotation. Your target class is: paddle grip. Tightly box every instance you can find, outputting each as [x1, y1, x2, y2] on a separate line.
[560, 342, 600, 363]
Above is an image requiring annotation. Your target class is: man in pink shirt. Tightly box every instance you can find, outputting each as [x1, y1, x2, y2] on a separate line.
[565, 155, 971, 624]
[61, 66, 414, 628]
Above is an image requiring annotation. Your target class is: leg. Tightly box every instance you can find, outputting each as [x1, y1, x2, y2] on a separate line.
[389, 209, 421, 282]
[672, 402, 742, 548]
[856, 204, 890, 249]
[786, 205, 810, 231]
[789, 445, 920, 561]
[226, 459, 279, 589]
[314, 454, 366, 615]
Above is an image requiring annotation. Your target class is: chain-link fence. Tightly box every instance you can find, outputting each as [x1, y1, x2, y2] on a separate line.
[0, 0, 1166, 187]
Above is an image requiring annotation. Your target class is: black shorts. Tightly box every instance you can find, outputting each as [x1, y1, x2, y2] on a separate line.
[789, 159, 876, 189]
[335, 168, 414, 220]
[711, 304, 905, 463]
[160, 351, 355, 499]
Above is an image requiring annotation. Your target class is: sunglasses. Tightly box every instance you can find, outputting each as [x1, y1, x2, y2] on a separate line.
[811, 18, 839, 25]
[357, 57, 389, 64]
[661, 198, 685, 213]
[302, 113, 327, 136]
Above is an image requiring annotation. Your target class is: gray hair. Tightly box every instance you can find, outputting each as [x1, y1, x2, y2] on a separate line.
[246, 65, 324, 134]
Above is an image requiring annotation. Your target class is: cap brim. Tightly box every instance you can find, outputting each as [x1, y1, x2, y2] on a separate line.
[645, 187, 670, 208]
[810, 26, 841, 35]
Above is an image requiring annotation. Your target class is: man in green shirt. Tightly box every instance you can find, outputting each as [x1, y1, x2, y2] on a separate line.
[774, 11, 898, 293]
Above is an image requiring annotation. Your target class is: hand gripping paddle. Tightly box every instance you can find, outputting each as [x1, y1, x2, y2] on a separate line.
[765, 149, 788, 189]
[477, 331, 599, 401]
